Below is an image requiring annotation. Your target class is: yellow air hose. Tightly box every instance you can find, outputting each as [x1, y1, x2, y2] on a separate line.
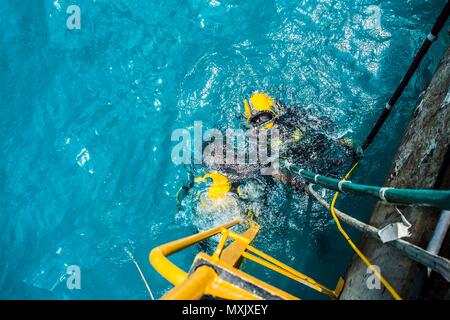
[329, 161, 402, 300]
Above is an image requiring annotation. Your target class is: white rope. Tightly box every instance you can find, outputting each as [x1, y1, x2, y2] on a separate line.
[338, 180, 351, 192]
[124, 247, 155, 300]
[379, 187, 393, 203]
[314, 174, 319, 183]
[396, 207, 412, 228]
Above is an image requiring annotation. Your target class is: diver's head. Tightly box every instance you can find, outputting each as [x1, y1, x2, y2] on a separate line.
[194, 171, 232, 206]
[243, 92, 278, 130]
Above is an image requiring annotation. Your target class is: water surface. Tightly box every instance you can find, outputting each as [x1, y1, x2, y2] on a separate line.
[0, 0, 448, 299]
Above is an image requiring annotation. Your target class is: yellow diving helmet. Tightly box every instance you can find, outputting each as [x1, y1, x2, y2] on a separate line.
[194, 171, 231, 206]
[243, 92, 279, 130]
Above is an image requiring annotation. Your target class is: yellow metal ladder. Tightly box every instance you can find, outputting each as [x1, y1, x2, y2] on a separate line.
[149, 218, 344, 300]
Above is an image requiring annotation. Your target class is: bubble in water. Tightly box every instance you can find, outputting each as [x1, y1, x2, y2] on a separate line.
[76, 148, 90, 167]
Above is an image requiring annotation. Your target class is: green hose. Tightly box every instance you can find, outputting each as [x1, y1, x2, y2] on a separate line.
[282, 160, 450, 210]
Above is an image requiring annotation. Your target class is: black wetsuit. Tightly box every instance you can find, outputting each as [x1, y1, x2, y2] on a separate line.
[276, 107, 354, 178]
[178, 105, 355, 205]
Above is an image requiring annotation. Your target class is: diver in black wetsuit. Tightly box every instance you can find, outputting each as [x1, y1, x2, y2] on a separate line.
[237, 91, 359, 192]
[207, 92, 357, 174]
[176, 91, 360, 210]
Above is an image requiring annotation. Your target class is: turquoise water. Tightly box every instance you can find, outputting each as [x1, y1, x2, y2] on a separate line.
[0, 0, 448, 299]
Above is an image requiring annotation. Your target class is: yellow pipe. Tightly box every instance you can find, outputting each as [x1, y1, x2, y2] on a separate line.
[244, 245, 339, 297]
[221, 223, 260, 267]
[163, 264, 264, 300]
[207, 277, 264, 300]
[162, 266, 217, 300]
[150, 217, 340, 300]
[224, 227, 339, 298]
[212, 230, 229, 259]
[241, 252, 337, 298]
[223, 229, 254, 244]
[246, 246, 317, 285]
[149, 250, 188, 286]
[194, 253, 299, 300]
[149, 218, 241, 286]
